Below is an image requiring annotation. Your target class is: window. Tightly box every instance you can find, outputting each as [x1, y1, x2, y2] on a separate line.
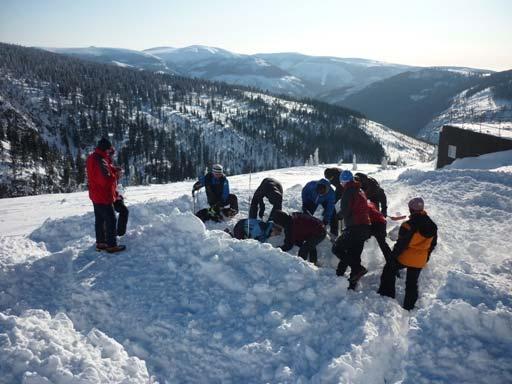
[448, 145, 457, 159]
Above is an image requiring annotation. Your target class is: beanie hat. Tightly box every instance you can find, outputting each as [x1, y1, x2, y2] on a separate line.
[212, 164, 224, 176]
[340, 170, 354, 184]
[97, 137, 112, 151]
[408, 197, 424, 212]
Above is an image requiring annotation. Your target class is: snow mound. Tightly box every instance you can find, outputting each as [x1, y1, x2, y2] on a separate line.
[0, 310, 153, 383]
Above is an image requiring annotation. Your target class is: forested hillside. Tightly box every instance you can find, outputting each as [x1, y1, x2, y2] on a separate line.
[0, 43, 384, 197]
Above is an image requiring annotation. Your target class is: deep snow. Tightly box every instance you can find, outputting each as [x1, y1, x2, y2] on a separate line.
[0, 157, 511, 383]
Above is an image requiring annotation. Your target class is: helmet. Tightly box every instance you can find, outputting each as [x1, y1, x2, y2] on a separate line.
[339, 170, 354, 184]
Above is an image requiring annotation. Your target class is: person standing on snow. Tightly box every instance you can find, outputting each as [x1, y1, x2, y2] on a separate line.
[378, 197, 437, 310]
[354, 172, 388, 217]
[301, 178, 336, 236]
[333, 170, 370, 289]
[86, 138, 126, 253]
[230, 218, 282, 242]
[104, 147, 129, 237]
[324, 167, 345, 237]
[272, 210, 327, 266]
[192, 164, 239, 221]
[249, 177, 283, 221]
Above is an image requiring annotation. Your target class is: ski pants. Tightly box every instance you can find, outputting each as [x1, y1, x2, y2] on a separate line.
[114, 199, 129, 236]
[332, 225, 370, 279]
[370, 222, 392, 262]
[297, 229, 326, 265]
[378, 260, 422, 310]
[93, 203, 117, 247]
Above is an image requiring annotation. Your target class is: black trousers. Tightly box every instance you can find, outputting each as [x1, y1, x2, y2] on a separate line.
[214, 194, 238, 213]
[370, 222, 392, 262]
[114, 199, 129, 236]
[297, 230, 326, 265]
[93, 203, 117, 247]
[332, 225, 370, 278]
[378, 261, 422, 310]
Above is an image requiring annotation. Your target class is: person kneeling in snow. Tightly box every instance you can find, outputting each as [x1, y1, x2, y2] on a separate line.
[378, 197, 437, 310]
[230, 218, 282, 242]
[272, 210, 326, 266]
[192, 164, 239, 222]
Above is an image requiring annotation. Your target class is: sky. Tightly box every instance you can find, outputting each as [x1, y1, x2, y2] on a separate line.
[0, 0, 511, 70]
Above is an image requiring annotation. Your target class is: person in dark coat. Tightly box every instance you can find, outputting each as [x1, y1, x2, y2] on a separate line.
[272, 210, 326, 266]
[249, 178, 283, 221]
[231, 218, 281, 242]
[367, 201, 392, 263]
[354, 172, 388, 217]
[86, 138, 126, 253]
[324, 167, 345, 236]
[378, 197, 438, 310]
[301, 179, 336, 235]
[332, 170, 370, 289]
[105, 147, 129, 236]
[192, 164, 238, 221]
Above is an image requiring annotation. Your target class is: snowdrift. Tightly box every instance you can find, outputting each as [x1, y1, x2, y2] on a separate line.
[1, 163, 511, 383]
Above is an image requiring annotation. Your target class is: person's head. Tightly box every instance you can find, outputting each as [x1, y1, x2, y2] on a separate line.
[212, 164, 224, 178]
[324, 168, 341, 183]
[339, 170, 354, 186]
[97, 137, 112, 152]
[272, 210, 291, 229]
[316, 180, 329, 196]
[408, 197, 424, 213]
[354, 172, 367, 183]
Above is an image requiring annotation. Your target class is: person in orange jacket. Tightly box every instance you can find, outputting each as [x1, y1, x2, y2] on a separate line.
[378, 197, 437, 310]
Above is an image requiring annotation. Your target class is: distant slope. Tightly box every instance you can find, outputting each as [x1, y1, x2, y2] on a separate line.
[340, 68, 490, 138]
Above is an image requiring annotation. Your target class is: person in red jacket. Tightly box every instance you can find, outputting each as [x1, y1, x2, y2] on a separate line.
[272, 210, 326, 266]
[86, 138, 126, 253]
[332, 170, 371, 289]
[378, 197, 437, 310]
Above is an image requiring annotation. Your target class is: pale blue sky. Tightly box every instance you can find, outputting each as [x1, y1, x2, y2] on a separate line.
[1, 0, 511, 70]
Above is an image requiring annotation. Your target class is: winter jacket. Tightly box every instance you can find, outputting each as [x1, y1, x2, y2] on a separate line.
[193, 172, 229, 207]
[393, 211, 438, 268]
[281, 213, 326, 251]
[249, 178, 283, 219]
[301, 179, 336, 223]
[339, 180, 371, 228]
[233, 219, 274, 242]
[355, 173, 388, 216]
[86, 148, 117, 204]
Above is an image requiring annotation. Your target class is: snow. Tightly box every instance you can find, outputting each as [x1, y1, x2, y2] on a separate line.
[111, 61, 134, 68]
[1, 155, 512, 383]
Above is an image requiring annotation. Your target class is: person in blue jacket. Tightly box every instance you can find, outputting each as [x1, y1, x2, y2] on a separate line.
[301, 178, 336, 235]
[231, 218, 282, 242]
[192, 164, 238, 219]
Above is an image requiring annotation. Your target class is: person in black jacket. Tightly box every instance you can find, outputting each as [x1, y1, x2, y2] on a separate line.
[354, 172, 388, 217]
[324, 167, 345, 236]
[378, 197, 437, 310]
[249, 178, 283, 221]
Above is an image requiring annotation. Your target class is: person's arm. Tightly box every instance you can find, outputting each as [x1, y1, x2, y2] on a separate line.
[339, 187, 353, 221]
[427, 232, 438, 262]
[391, 222, 415, 259]
[323, 191, 335, 224]
[380, 188, 388, 217]
[279, 226, 294, 252]
[192, 176, 205, 191]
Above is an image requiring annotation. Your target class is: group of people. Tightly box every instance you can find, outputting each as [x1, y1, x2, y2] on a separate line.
[192, 163, 437, 310]
[86, 136, 438, 311]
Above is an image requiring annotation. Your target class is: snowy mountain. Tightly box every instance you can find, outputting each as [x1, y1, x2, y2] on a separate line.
[418, 70, 512, 142]
[45, 45, 417, 100]
[1, 43, 435, 198]
[1, 153, 511, 383]
[340, 68, 492, 138]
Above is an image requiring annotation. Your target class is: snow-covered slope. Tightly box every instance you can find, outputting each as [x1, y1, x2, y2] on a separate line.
[418, 87, 512, 142]
[1, 156, 511, 383]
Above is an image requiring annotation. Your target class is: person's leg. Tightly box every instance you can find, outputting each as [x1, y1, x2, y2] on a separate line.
[102, 204, 117, 247]
[403, 267, 422, 310]
[373, 223, 392, 263]
[114, 200, 129, 236]
[332, 232, 349, 276]
[330, 210, 339, 237]
[93, 203, 106, 245]
[227, 194, 239, 213]
[347, 234, 366, 279]
[378, 261, 399, 298]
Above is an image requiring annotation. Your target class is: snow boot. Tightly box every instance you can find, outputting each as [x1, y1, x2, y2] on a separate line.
[96, 243, 108, 251]
[348, 266, 368, 290]
[106, 245, 126, 253]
